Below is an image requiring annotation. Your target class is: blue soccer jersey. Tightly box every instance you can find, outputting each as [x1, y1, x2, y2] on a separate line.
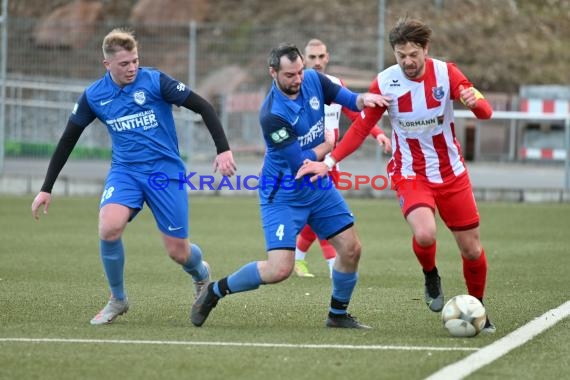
[258, 69, 358, 204]
[258, 69, 360, 249]
[70, 67, 191, 177]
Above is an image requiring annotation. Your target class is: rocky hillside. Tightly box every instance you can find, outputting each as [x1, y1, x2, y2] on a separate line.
[8, 0, 570, 93]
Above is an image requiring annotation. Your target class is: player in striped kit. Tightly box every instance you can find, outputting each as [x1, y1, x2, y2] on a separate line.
[294, 39, 392, 278]
[297, 18, 496, 332]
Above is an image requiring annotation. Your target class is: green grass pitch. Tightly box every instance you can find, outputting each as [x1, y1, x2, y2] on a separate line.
[1, 195, 569, 379]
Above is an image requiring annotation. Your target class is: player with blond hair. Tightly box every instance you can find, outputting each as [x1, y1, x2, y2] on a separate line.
[32, 28, 236, 325]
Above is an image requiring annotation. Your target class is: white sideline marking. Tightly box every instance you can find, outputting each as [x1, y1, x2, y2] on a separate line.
[426, 300, 570, 380]
[0, 338, 477, 352]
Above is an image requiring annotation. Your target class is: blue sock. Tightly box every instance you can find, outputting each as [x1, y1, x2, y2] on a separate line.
[330, 269, 358, 315]
[182, 244, 208, 282]
[213, 262, 262, 298]
[100, 239, 125, 300]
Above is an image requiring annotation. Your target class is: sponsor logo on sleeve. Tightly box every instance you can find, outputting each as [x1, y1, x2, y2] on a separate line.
[271, 128, 289, 143]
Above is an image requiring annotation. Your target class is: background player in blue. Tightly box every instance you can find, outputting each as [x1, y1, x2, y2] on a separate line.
[31, 28, 237, 325]
[191, 43, 390, 328]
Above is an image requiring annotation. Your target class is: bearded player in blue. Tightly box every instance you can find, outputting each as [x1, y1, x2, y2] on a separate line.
[31, 28, 237, 325]
[191, 43, 390, 328]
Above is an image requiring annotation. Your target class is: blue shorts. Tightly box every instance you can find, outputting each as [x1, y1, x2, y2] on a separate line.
[260, 188, 354, 251]
[100, 169, 189, 238]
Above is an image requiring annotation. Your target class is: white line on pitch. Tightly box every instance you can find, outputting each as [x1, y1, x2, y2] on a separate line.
[0, 338, 478, 352]
[425, 300, 570, 380]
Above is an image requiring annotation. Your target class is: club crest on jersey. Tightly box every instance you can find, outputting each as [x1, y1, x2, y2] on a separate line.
[271, 128, 289, 143]
[134, 91, 146, 105]
[432, 86, 445, 101]
[310, 96, 320, 110]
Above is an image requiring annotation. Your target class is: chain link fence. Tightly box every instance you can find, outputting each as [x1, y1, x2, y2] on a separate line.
[2, 18, 386, 167]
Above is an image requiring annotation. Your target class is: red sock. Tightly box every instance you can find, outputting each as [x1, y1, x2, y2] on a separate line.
[462, 248, 487, 300]
[297, 225, 317, 252]
[318, 239, 337, 260]
[412, 236, 436, 272]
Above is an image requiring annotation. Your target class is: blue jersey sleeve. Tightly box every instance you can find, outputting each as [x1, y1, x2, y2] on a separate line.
[69, 92, 96, 128]
[159, 72, 192, 106]
[317, 72, 341, 105]
[261, 113, 317, 172]
[317, 72, 359, 111]
[334, 87, 359, 112]
[279, 143, 317, 172]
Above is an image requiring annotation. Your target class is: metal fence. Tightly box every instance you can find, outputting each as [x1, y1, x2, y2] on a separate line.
[1, 17, 387, 166]
[0, 17, 569, 190]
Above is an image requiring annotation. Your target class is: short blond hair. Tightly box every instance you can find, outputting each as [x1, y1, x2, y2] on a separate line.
[304, 38, 327, 53]
[102, 28, 138, 58]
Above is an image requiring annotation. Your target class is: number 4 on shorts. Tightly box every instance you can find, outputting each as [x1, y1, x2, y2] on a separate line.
[275, 224, 284, 241]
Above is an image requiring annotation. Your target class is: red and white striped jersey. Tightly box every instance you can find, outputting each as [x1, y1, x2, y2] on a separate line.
[324, 74, 343, 172]
[380, 58, 468, 184]
[324, 73, 385, 173]
[331, 58, 492, 185]
[324, 74, 344, 133]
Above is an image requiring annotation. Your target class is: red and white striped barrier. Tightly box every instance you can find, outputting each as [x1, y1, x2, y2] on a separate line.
[520, 147, 566, 160]
[519, 98, 569, 161]
[520, 98, 570, 115]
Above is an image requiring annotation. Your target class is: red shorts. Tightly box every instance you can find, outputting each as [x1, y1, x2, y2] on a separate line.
[393, 173, 479, 231]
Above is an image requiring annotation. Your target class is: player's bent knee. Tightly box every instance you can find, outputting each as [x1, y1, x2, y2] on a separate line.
[337, 239, 361, 263]
[414, 232, 436, 247]
[166, 245, 189, 265]
[351, 240, 362, 257]
[266, 267, 292, 283]
[98, 225, 124, 241]
[259, 259, 294, 283]
[461, 247, 482, 261]
[167, 250, 188, 265]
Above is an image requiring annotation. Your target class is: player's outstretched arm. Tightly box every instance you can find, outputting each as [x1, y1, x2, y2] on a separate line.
[313, 138, 334, 160]
[296, 158, 330, 183]
[356, 92, 391, 110]
[291, 136, 334, 181]
[343, 104, 392, 154]
[367, 126, 392, 154]
[213, 150, 237, 177]
[448, 63, 492, 120]
[31, 121, 84, 220]
[31, 192, 52, 220]
[183, 92, 237, 176]
[375, 133, 392, 154]
[324, 128, 336, 146]
[458, 84, 493, 119]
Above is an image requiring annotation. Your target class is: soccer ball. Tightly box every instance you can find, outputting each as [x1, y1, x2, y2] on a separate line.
[441, 295, 486, 337]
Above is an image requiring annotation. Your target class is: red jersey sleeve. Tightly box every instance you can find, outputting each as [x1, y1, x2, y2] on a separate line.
[369, 125, 385, 138]
[331, 77, 387, 162]
[447, 62, 493, 119]
[341, 106, 385, 138]
[340, 79, 385, 140]
[341, 106, 361, 122]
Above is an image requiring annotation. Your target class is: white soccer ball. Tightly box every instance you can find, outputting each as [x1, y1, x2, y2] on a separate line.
[441, 295, 486, 337]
